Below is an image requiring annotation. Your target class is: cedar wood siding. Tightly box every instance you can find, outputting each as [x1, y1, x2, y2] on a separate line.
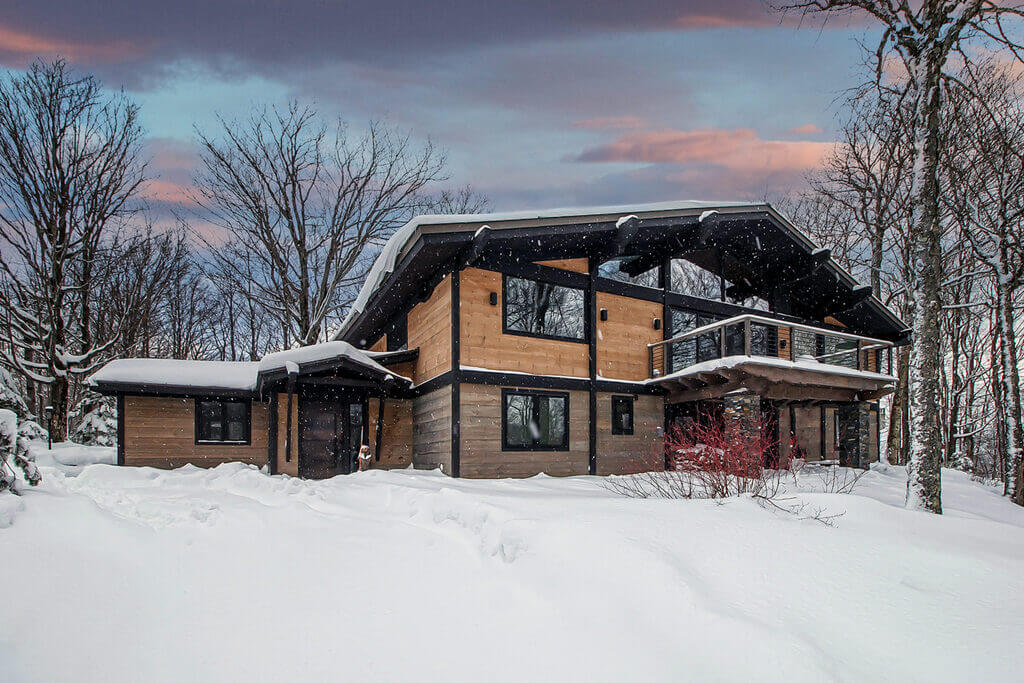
[594, 393, 664, 475]
[459, 383, 589, 478]
[459, 267, 589, 377]
[595, 291, 662, 381]
[275, 391, 299, 476]
[368, 397, 414, 468]
[412, 386, 452, 473]
[534, 258, 589, 273]
[123, 395, 268, 469]
[406, 274, 452, 383]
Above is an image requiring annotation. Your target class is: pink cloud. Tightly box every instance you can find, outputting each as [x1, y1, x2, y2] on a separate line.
[0, 25, 141, 64]
[788, 123, 822, 136]
[573, 115, 649, 130]
[576, 127, 833, 174]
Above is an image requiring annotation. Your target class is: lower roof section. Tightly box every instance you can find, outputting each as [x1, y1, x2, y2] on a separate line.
[649, 355, 896, 404]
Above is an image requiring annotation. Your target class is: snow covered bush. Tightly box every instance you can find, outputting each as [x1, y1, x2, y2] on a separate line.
[0, 409, 41, 495]
[17, 420, 47, 442]
[608, 411, 782, 500]
[0, 365, 27, 419]
[70, 392, 117, 447]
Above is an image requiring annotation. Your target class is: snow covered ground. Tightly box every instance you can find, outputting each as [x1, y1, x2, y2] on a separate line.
[2, 453, 1023, 682]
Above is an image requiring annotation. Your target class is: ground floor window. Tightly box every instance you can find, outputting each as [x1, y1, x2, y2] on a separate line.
[502, 389, 569, 451]
[611, 395, 634, 435]
[195, 399, 250, 444]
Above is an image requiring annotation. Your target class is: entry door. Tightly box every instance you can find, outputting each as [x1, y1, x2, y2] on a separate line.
[299, 400, 364, 478]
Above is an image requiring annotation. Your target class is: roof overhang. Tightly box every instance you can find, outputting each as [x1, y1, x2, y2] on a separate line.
[336, 201, 909, 348]
[650, 356, 896, 405]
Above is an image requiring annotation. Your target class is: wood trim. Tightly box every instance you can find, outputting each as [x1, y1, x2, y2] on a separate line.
[268, 396, 278, 474]
[588, 259, 598, 475]
[451, 269, 461, 477]
[116, 393, 125, 466]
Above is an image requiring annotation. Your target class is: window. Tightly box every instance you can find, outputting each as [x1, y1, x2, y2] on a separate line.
[611, 395, 634, 435]
[597, 258, 660, 289]
[195, 399, 250, 444]
[503, 275, 585, 342]
[502, 389, 569, 451]
[669, 308, 722, 371]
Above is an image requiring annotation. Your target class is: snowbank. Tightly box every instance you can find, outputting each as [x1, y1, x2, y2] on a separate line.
[0, 462, 1021, 682]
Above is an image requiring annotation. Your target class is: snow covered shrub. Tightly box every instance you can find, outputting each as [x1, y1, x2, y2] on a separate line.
[70, 392, 116, 446]
[0, 365, 27, 419]
[17, 420, 47, 442]
[0, 409, 41, 494]
[607, 410, 782, 500]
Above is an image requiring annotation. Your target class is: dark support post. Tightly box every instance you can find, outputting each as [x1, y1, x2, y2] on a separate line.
[588, 258, 598, 475]
[268, 395, 278, 474]
[375, 395, 386, 462]
[718, 247, 726, 302]
[285, 371, 296, 465]
[116, 394, 125, 466]
[450, 270, 461, 477]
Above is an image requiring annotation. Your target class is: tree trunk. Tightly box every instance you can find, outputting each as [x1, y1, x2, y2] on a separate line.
[905, 58, 944, 513]
[996, 282, 1024, 504]
[48, 376, 69, 442]
[887, 346, 910, 465]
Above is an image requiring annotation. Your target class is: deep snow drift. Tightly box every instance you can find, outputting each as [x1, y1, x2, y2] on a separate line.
[1, 453, 1022, 682]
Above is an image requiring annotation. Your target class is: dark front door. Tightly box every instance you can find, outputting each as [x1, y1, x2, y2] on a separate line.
[299, 398, 365, 479]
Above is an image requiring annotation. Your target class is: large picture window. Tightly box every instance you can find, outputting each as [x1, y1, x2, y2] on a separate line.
[503, 275, 585, 342]
[502, 389, 569, 451]
[195, 399, 250, 444]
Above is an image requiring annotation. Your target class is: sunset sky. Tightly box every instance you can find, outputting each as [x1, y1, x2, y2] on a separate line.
[0, 1, 881, 214]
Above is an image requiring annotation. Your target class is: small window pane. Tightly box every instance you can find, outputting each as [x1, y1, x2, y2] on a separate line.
[504, 276, 585, 340]
[199, 401, 222, 441]
[598, 258, 660, 288]
[612, 396, 634, 435]
[540, 396, 566, 447]
[225, 402, 247, 441]
[504, 394, 534, 447]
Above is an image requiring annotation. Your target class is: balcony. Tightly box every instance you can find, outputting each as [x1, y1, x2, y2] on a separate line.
[647, 314, 897, 404]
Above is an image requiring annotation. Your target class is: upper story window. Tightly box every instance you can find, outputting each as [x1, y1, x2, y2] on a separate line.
[597, 258, 660, 289]
[503, 275, 585, 343]
[670, 259, 723, 300]
[195, 399, 250, 444]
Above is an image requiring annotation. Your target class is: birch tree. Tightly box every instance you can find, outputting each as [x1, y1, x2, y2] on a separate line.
[777, 0, 1024, 513]
[0, 59, 145, 440]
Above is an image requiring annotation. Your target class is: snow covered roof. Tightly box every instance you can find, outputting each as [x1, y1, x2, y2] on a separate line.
[89, 341, 410, 395]
[89, 359, 261, 392]
[334, 199, 763, 340]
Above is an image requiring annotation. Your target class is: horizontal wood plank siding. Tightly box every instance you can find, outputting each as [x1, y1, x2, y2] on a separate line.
[777, 326, 792, 360]
[594, 393, 664, 475]
[595, 291, 662, 381]
[412, 386, 452, 473]
[407, 274, 452, 383]
[123, 395, 268, 469]
[459, 383, 589, 478]
[369, 398, 414, 468]
[534, 258, 589, 273]
[459, 267, 589, 377]
[275, 392, 299, 476]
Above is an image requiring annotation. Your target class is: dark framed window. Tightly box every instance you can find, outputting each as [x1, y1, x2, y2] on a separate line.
[501, 389, 569, 451]
[195, 399, 251, 444]
[597, 258, 660, 289]
[503, 274, 586, 343]
[611, 395, 634, 435]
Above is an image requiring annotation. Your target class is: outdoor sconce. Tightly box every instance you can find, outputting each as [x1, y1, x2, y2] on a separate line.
[653, 318, 662, 330]
[489, 292, 498, 306]
[780, 339, 788, 349]
[599, 308, 608, 321]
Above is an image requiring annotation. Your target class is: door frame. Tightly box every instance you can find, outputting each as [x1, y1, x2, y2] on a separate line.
[297, 385, 369, 479]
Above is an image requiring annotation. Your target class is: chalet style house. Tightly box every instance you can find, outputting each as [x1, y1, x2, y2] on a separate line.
[89, 201, 907, 478]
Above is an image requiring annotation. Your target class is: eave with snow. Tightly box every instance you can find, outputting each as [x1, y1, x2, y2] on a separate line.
[88, 199, 909, 479]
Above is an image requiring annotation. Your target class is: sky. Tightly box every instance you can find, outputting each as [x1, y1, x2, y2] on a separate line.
[0, 1, 883, 214]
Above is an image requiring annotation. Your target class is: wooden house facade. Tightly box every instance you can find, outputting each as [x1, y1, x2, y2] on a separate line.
[90, 201, 908, 478]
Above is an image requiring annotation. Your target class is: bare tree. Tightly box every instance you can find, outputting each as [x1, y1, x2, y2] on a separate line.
[777, 0, 1024, 513]
[0, 59, 145, 440]
[192, 104, 449, 348]
[943, 63, 1024, 503]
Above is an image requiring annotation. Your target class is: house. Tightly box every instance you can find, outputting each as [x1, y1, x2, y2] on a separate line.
[88, 200, 908, 478]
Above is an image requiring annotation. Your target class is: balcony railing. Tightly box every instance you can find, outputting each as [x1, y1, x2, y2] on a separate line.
[647, 313, 895, 380]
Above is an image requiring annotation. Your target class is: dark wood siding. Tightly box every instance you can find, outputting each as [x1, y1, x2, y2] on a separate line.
[594, 393, 664, 475]
[412, 386, 452, 473]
